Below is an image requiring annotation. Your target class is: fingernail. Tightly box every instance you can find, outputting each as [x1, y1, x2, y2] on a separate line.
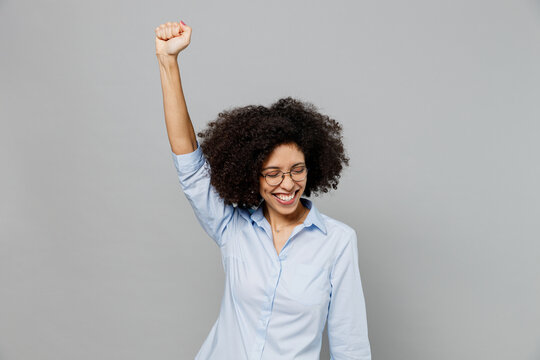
[180, 20, 186, 25]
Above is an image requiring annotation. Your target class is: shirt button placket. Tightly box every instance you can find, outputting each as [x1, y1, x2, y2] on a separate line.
[254, 260, 282, 359]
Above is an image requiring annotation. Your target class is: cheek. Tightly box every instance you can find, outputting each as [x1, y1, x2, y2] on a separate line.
[258, 180, 268, 196]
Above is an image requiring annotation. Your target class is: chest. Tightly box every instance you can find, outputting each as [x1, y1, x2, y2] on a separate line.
[224, 245, 332, 309]
[272, 227, 295, 255]
[222, 224, 336, 308]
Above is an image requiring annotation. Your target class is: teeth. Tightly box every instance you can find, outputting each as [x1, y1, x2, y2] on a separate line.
[275, 193, 294, 201]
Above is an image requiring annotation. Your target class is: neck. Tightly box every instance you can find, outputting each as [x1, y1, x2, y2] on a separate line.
[263, 200, 309, 230]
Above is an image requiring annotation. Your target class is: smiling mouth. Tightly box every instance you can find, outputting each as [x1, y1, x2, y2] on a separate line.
[272, 190, 299, 204]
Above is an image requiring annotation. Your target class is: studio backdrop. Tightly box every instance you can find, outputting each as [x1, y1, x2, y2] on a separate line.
[1, 0, 539, 359]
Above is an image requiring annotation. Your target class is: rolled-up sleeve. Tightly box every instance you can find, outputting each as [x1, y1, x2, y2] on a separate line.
[171, 142, 235, 247]
[327, 230, 371, 360]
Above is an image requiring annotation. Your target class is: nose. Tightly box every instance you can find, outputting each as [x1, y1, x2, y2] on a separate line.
[280, 173, 295, 191]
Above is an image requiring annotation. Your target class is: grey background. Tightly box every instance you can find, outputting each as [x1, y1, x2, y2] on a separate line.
[1, 0, 539, 359]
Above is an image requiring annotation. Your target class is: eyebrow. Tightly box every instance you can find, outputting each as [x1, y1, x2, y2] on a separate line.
[261, 162, 305, 171]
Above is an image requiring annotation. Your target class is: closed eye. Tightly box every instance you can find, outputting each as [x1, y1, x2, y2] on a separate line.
[265, 171, 281, 178]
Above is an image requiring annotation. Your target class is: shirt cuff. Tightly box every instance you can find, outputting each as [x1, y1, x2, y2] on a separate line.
[171, 141, 205, 174]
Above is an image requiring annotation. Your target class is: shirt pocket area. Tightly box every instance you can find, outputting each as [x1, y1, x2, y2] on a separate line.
[288, 263, 330, 306]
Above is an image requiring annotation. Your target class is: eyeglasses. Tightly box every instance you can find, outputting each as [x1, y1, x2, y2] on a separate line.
[260, 166, 308, 186]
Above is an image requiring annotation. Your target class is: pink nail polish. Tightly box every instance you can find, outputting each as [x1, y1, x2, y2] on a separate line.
[180, 20, 186, 25]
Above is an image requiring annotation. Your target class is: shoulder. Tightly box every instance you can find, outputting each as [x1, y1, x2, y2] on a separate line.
[236, 207, 253, 222]
[319, 211, 357, 246]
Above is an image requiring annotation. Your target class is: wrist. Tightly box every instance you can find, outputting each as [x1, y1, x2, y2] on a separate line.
[156, 54, 178, 66]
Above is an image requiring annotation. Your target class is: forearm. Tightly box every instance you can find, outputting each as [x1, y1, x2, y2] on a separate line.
[157, 54, 197, 155]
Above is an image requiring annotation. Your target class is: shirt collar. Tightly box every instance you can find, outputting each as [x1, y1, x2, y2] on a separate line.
[249, 198, 327, 235]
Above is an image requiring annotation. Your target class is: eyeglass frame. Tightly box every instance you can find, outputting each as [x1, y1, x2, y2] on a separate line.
[259, 166, 308, 186]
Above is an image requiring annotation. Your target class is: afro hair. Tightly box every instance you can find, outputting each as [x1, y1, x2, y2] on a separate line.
[198, 97, 349, 208]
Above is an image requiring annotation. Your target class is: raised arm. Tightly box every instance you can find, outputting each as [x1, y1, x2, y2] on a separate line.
[155, 21, 197, 155]
[155, 21, 235, 247]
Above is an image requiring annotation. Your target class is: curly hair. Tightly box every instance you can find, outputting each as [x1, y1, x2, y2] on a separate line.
[197, 97, 349, 208]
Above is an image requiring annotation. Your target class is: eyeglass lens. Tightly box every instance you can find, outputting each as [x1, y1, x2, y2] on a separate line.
[265, 168, 307, 185]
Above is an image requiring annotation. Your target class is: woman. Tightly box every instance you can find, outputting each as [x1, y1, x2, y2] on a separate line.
[155, 20, 371, 360]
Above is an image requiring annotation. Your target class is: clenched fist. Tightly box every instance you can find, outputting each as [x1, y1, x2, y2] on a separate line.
[155, 20, 192, 57]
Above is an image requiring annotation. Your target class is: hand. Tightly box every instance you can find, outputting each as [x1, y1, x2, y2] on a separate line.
[155, 21, 192, 57]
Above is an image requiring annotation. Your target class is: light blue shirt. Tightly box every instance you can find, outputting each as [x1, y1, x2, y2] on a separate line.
[172, 143, 371, 360]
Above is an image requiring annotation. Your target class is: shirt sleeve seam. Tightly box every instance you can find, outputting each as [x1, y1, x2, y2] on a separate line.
[171, 142, 206, 174]
[330, 229, 356, 281]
